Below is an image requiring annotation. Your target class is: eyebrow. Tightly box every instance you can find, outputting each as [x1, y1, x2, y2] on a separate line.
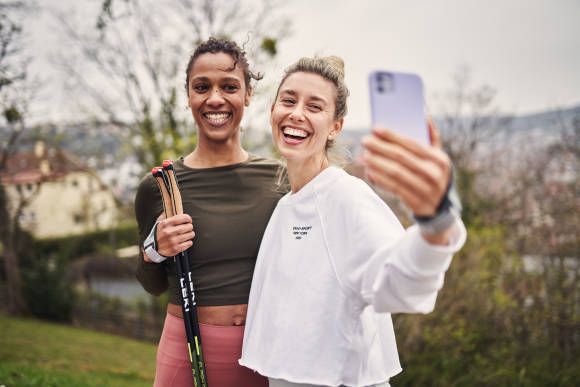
[191, 76, 242, 84]
[279, 89, 328, 103]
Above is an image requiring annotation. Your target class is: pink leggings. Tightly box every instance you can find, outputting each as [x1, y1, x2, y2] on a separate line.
[154, 312, 268, 387]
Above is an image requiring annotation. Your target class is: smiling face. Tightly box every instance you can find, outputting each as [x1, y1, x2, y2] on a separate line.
[271, 72, 343, 166]
[187, 52, 251, 145]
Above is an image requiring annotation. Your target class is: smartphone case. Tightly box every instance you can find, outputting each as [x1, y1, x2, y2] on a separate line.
[369, 70, 429, 145]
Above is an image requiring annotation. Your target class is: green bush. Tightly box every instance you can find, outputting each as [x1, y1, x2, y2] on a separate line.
[34, 222, 139, 258]
[390, 225, 580, 386]
[21, 251, 76, 322]
[16, 223, 139, 322]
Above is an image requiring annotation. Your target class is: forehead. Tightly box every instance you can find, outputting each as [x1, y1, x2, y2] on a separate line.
[280, 72, 335, 101]
[190, 52, 244, 81]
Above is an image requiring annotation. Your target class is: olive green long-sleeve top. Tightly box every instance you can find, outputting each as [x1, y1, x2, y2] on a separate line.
[135, 155, 285, 306]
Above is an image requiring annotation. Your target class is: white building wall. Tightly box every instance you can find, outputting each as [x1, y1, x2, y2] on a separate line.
[5, 171, 118, 239]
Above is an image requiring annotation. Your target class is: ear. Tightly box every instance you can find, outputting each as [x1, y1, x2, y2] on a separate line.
[328, 118, 344, 140]
[244, 86, 252, 107]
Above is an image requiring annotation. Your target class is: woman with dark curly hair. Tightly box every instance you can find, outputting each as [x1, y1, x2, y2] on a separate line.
[135, 37, 282, 387]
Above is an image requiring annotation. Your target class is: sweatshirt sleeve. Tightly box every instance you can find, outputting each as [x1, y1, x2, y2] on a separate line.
[364, 220, 466, 314]
[134, 174, 168, 296]
[323, 175, 466, 314]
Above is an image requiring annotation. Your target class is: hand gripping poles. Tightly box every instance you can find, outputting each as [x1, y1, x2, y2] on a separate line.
[152, 160, 208, 387]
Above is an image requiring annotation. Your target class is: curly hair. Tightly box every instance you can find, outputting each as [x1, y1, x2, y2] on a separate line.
[185, 37, 263, 94]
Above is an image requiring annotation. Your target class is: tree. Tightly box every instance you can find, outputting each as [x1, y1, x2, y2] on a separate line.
[391, 69, 580, 385]
[0, 0, 34, 315]
[501, 108, 580, 365]
[431, 66, 513, 227]
[54, 0, 290, 174]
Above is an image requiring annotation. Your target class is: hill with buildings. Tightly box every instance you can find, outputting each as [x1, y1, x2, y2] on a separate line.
[3, 104, 578, 203]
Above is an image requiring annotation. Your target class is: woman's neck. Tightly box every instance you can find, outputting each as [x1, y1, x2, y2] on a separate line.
[286, 155, 330, 194]
[184, 141, 248, 169]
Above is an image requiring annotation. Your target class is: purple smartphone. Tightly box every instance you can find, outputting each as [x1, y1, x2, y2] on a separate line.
[369, 70, 429, 146]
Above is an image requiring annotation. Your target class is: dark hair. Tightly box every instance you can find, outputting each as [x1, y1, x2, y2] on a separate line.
[185, 37, 263, 94]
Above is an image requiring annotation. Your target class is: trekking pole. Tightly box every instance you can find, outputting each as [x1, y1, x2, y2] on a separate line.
[152, 165, 208, 387]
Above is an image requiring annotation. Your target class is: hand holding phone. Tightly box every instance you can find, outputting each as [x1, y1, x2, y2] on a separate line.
[363, 70, 453, 223]
[369, 70, 429, 146]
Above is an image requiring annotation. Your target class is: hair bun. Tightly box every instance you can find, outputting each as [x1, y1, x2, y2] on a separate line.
[322, 56, 345, 80]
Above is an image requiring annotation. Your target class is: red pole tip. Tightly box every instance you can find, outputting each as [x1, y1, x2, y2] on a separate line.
[162, 160, 173, 167]
[151, 167, 160, 174]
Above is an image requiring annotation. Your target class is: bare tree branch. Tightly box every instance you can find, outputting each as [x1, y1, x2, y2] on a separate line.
[53, 0, 290, 172]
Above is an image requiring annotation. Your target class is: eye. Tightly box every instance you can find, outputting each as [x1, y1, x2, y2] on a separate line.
[192, 84, 209, 93]
[309, 104, 322, 111]
[223, 84, 239, 92]
[281, 98, 295, 105]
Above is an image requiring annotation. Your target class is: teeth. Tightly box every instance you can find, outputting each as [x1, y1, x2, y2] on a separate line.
[283, 127, 308, 138]
[205, 113, 230, 123]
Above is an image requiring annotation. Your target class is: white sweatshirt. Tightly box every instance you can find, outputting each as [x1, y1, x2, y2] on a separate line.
[240, 167, 466, 387]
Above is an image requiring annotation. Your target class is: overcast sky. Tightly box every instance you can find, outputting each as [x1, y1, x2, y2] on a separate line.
[27, 0, 580, 129]
[267, 0, 580, 128]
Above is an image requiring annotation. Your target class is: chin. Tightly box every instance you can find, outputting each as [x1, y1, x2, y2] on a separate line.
[278, 148, 309, 163]
[203, 127, 239, 141]
[274, 141, 294, 159]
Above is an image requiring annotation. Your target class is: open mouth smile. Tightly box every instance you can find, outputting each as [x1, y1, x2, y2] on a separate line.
[282, 126, 310, 142]
[203, 112, 232, 125]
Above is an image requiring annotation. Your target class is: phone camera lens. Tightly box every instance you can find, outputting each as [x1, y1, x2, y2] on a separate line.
[379, 73, 393, 93]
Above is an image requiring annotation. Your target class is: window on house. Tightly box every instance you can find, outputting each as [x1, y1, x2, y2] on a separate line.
[73, 214, 83, 224]
[71, 179, 78, 188]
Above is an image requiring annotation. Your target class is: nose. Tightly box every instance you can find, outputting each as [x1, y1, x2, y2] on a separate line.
[289, 103, 305, 122]
[206, 88, 225, 107]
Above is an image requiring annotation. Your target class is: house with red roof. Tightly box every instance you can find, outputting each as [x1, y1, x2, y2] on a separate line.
[1, 142, 119, 238]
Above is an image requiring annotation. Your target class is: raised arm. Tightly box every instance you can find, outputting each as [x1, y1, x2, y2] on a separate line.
[361, 119, 460, 245]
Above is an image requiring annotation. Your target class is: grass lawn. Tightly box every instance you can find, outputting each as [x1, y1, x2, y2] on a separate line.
[0, 313, 157, 387]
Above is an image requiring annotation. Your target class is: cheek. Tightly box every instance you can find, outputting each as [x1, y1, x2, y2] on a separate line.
[188, 95, 200, 111]
[230, 95, 246, 109]
[317, 117, 335, 136]
[270, 109, 283, 131]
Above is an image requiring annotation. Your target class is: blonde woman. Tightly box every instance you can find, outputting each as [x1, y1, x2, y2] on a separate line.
[240, 56, 466, 387]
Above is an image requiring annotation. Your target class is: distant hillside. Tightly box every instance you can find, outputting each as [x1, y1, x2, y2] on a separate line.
[3, 104, 577, 202]
[509, 105, 580, 132]
[339, 104, 580, 156]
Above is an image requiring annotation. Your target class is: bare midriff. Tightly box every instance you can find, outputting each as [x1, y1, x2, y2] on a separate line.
[167, 302, 248, 326]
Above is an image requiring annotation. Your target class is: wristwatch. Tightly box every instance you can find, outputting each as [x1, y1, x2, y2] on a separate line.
[143, 221, 169, 263]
